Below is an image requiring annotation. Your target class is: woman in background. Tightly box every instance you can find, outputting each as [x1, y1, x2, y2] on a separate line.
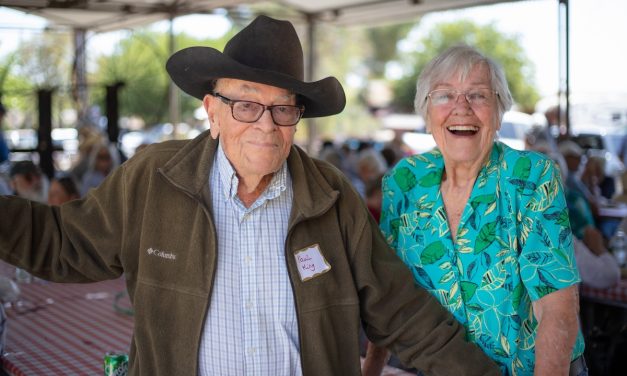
[48, 175, 80, 206]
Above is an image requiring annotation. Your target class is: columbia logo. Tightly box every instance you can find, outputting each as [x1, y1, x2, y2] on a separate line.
[146, 247, 177, 260]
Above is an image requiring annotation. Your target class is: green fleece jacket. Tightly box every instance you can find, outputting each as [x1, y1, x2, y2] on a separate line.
[0, 131, 499, 375]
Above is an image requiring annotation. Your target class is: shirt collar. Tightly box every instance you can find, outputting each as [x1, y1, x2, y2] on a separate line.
[215, 141, 288, 203]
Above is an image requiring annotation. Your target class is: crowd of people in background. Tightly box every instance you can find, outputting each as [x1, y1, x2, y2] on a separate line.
[525, 125, 623, 290]
[1, 101, 623, 293]
[0, 120, 127, 207]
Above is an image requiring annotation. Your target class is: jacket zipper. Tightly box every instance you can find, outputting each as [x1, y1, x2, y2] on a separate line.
[157, 168, 218, 375]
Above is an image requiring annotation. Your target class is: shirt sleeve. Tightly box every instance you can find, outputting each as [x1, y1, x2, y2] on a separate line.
[518, 159, 582, 301]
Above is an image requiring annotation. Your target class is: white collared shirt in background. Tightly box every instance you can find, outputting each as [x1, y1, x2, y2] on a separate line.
[198, 143, 301, 376]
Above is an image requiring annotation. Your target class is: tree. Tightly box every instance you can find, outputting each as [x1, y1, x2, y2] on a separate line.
[391, 20, 540, 114]
[91, 29, 235, 127]
[3, 31, 75, 129]
[365, 23, 414, 79]
[310, 21, 417, 142]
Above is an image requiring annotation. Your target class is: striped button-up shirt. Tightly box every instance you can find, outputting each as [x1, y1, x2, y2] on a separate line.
[198, 143, 302, 376]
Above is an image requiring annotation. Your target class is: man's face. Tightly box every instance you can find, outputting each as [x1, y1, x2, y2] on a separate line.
[203, 79, 297, 180]
[11, 173, 46, 203]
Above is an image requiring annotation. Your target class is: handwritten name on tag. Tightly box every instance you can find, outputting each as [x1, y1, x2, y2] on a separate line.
[294, 244, 331, 281]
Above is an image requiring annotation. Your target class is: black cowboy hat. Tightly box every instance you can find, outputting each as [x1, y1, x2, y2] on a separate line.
[166, 15, 346, 118]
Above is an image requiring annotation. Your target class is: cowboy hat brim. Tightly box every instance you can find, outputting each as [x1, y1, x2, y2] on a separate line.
[166, 46, 346, 118]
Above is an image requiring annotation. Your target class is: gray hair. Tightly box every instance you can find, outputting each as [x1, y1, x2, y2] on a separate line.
[414, 45, 513, 123]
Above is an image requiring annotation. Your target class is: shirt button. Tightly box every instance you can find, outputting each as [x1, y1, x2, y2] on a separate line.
[246, 300, 253, 310]
[248, 347, 256, 355]
[244, 256, 252, 265]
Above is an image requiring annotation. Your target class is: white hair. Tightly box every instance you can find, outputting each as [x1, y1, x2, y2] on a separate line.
[414, 45, 513, 124]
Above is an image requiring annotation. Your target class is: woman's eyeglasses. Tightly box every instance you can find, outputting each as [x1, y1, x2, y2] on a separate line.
[427, 88, 498, 108]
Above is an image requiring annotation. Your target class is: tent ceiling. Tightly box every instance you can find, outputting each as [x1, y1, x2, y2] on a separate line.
[0, 0, 522, 32]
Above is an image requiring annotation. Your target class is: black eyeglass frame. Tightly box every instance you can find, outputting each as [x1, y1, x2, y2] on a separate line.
[212, 92, 305, 127]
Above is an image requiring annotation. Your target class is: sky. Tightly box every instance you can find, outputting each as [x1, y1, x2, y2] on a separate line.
[1, 0, 626, 102]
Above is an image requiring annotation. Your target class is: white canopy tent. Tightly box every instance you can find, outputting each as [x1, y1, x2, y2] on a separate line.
[0, 1, 524, 32]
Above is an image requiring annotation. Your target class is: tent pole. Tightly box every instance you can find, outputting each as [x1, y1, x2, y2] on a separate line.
[168, 14, 180, 138]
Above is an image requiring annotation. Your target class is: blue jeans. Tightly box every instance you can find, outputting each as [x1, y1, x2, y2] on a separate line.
[571, 356, 589, 376]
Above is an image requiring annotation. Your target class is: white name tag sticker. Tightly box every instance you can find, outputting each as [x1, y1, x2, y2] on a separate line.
[294, 244, 331, 281]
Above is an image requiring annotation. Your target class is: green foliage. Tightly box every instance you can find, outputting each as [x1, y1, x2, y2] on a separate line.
[0, 32, 75, 129]
[311, 24, 380, 140]
[365, 23, 414, 78]
[13, 31, 73, 88]
[391, 20, 540, 113]
[91, 29, 235, 126]
[0, 17, 540, 138]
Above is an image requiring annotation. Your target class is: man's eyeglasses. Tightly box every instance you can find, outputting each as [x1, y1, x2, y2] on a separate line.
[212, 92, 305, 126]
[427, 88, 498, 108]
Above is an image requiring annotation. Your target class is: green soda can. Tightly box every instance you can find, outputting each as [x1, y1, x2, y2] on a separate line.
[104, 352, 129, 376]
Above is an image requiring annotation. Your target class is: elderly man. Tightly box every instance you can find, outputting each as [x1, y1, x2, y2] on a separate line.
[0, 16, 499, 375]
[8, 160, 48, 203]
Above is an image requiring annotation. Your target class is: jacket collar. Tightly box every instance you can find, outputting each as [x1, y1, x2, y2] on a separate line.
[287, 144, 339, 222]
[158, 130, 218, 202]
[159, 130, 339, 221]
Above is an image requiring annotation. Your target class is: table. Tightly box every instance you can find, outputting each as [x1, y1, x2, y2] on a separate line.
[580, 277, 627, 309]
[579, 277, 627, 374]
[597, 204, 627, 219]
[0, 265, 133, 376]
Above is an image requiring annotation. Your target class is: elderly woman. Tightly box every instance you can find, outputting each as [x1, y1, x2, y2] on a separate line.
[363, 45, 585, 376]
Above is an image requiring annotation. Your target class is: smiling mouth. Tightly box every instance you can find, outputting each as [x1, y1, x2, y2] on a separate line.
[447, 125, 479, 136]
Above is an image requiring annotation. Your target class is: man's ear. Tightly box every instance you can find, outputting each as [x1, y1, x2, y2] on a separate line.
[203, 94, 219, 139]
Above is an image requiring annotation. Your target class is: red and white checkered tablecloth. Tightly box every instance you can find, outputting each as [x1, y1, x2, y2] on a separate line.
[1, 271, 133, 376]
[580, 278, 627, 309]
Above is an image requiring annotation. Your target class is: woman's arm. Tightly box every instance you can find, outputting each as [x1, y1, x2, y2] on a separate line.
[531, 285, 580, 375]
[362, 341, 390, 376]
[574, 235, 621, 289]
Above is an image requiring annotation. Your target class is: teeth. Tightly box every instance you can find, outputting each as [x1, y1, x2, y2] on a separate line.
[447, 125, 479, 132]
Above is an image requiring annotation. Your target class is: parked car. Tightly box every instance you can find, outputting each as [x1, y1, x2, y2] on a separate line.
[497, 110, 535, 150]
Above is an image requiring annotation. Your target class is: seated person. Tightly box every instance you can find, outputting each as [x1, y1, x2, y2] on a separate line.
[559, 141, 599, 238]
[612, 172, 627, 205]
[531, 141, 619, 289]
[575, 228, 620, 289]
[9, 160, 48, 203]
[581, 155, 615, 201]
[48, 175, 81, 206]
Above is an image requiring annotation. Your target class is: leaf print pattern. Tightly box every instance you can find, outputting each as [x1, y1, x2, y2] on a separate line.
[420, 241, 446, 264]
[527, 177, 559, 212]
[379, 142, 584, 375]
[475, 222, 497, 254]
[418, 171, 441, 187]
[393, 167, 417, 192]
[460, 281, 478, 301]
[513, 156, 531, 181]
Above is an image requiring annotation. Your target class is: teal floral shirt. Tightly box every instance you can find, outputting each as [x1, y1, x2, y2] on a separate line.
[380, 142, 584, 376]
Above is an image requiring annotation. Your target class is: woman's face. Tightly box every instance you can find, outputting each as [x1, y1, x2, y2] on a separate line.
[95, 147, 113, 174]
[427, 63, 499, 167]
[47, 180, 76, 206]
